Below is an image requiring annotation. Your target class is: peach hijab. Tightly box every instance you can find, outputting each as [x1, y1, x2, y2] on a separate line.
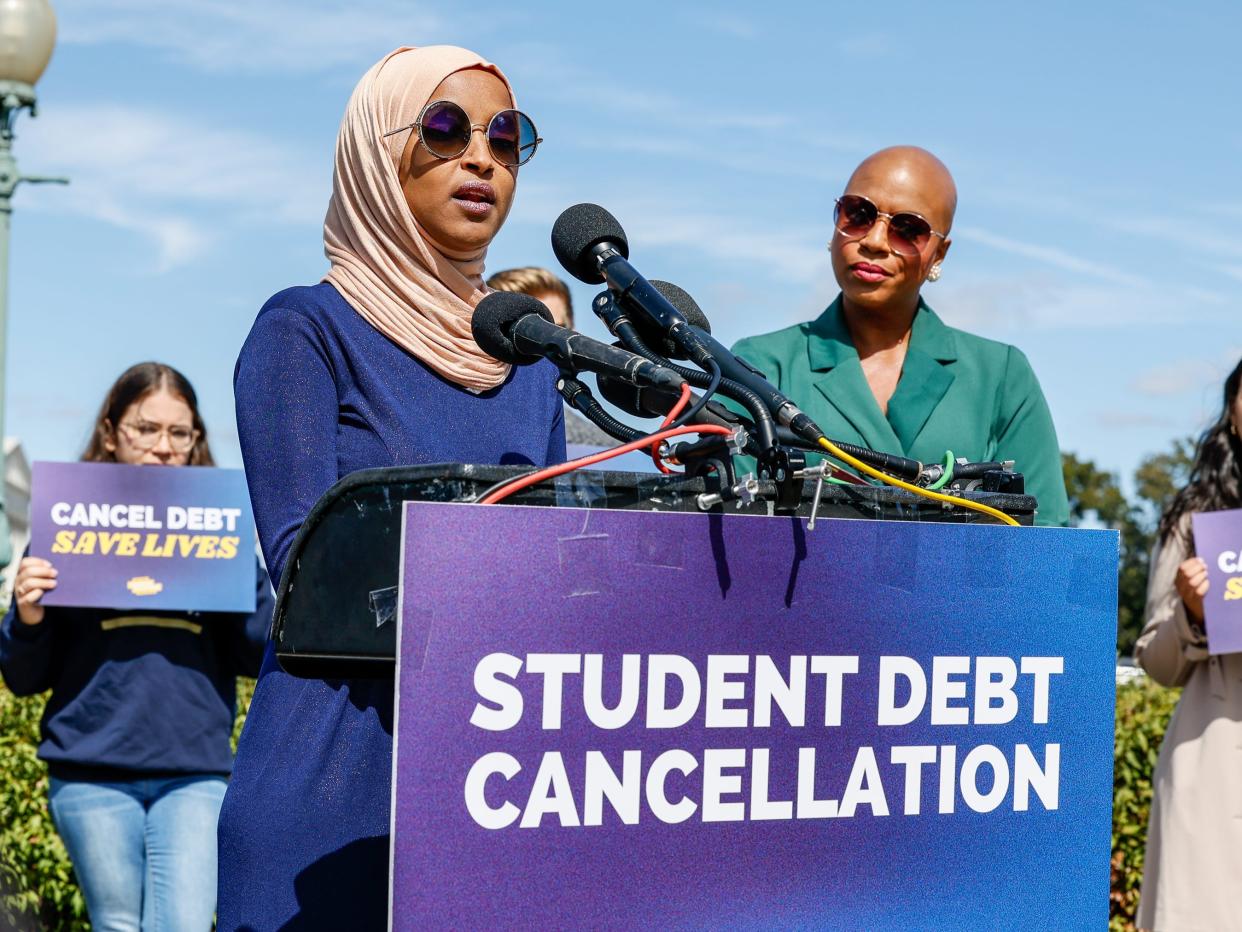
[323, 46, 515, 392]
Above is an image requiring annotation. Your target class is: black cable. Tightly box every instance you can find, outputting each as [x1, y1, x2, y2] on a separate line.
[612, 321, 777, 451]
[473, 374, 655, 504]
[607, 318, 918, 480]
[826, 439, 922, 481]
[473, 471, 532, 504]
[672, 357, 722, 429]
[557, 373, 645, 443]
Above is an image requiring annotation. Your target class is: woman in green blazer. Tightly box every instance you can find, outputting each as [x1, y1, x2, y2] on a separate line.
[732, 146, 1069, 527]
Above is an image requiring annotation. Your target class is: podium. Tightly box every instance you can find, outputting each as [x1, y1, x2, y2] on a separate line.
[393, 498, 1114, 928]
[270, 465, 1115, 928]
[271, 464, 1037, 678]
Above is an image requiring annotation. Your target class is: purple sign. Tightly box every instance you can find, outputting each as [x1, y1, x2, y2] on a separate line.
[1192, 509, 1242, 654]
[392, 503, 1117, 929]
[31, 461, 256, 612]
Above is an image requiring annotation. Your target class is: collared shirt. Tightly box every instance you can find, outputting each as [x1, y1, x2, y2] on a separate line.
[731, 295, 1070, 527]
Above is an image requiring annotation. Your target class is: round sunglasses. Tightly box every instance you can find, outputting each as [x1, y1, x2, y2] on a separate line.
[383, 99, 541, 168]
[833, 194, 947, 256]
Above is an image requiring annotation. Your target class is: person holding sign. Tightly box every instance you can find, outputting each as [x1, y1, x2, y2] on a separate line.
[220, 47, 562, 930]
[0, 362, 272, 932]
[1136, 358, 1242, 930]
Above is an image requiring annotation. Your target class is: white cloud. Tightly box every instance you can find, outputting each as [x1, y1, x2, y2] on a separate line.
[974, 187, 1242, 263]
[1092, 411, 1179, 430]
[1198, 201, 1242, 221]
[1130, 348, 1242, 398]
[572, 194, 828, 285]
[19, 103, 326, 269]
[931, 270, 1237, 335]
[507, 177, 829, 283]
[1182, 285, 1229, 304]
[1129, 360, 1209, 397]
[57, 0, 442, 73]
[88, 202, 211, 271]
[698, 13, 759, 40]
[566, 132, 843, 184]
[953, 226, 1148, 288]
[836, 34, 897, 59]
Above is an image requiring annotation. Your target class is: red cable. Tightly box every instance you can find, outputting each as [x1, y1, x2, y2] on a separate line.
[480, 423, 735, 505]
[651, 382, 692, 474]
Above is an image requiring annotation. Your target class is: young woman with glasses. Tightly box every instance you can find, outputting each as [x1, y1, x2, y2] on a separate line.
[0, 362, 272, 931]
[729, 145, 1070, 526]
[1136, 359, 1242, 930]
[217, 47, 562, 929]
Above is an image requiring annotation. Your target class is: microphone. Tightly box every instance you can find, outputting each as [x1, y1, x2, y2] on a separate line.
[553, 204, 706, 363]
[591, 280, 711, 361]
[593, 279, 780, 453]
[597, 375, 744, 431]
[552, 203, 823, 444]
[472, 291, 685, 391]
[596, 371, 922, 477]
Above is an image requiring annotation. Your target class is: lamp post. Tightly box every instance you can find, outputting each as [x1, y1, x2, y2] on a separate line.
[0, 0, 65, 567]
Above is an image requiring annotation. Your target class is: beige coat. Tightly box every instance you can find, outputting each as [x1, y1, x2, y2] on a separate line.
[1136, 519, 1242, 932]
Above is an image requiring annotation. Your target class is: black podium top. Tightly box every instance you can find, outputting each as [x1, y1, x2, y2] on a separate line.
[271, 463, 1036, 678]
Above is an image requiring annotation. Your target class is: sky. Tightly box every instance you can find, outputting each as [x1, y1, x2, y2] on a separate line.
[3, 0, 1240, 492]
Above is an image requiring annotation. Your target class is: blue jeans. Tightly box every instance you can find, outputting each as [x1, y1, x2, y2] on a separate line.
[48, 774, 228, 932]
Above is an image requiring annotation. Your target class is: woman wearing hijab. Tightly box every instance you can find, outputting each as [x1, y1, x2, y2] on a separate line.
[731, 146, 1069, 526]
[217, 46, 562, 930]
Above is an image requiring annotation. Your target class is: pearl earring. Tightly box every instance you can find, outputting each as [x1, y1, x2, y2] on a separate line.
[927, 263, 942, 282]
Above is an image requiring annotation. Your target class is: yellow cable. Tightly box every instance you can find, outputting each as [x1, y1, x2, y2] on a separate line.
[815, 436, 1021, 527]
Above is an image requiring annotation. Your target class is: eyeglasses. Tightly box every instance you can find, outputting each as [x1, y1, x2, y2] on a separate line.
[117, 420, 199, 454]
[833, 194, 947, 257]
[383, 99, 542, 168]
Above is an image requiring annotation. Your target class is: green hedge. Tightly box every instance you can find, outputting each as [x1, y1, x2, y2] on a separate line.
[1, 677, 1180, 929]
[1111, 678, 1179, 931]
[0, 679, 256, 931]
[0, 685, 85, 932]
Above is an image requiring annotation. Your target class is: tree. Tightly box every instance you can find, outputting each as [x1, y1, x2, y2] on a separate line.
[1132, 439, 1195, 529]
[1062, 453, 1143, 653]
[1062, 452, 1130, 526]
[1061, 439, 1198, 657]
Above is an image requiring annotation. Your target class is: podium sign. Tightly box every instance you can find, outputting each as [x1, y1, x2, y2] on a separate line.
[392, 503, 1117, 929]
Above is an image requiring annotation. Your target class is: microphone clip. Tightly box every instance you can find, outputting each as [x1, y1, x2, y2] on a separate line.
[756, 446, 807, 515]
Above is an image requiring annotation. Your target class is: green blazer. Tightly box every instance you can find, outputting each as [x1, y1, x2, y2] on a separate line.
[730, 296, 1070, 527]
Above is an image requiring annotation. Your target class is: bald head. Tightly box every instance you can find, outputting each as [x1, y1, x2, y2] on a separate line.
[846, 146, 957, 233]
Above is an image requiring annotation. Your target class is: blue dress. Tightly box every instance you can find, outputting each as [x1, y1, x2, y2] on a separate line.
[217, 282, 564, 930]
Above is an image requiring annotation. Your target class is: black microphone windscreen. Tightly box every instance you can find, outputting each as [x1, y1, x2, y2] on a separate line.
[471, 291, 553, 364]
[551, 203, 629, 285]
[642, 280, 712, 360]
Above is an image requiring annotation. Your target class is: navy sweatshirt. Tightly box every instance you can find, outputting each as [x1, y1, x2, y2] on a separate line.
[0, 559, 272, 780]
[217, 282, 564, 931]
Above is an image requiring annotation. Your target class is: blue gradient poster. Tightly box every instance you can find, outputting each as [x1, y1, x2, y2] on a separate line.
[30, 461, 256, 612]
[392, 503, 1117, 929]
